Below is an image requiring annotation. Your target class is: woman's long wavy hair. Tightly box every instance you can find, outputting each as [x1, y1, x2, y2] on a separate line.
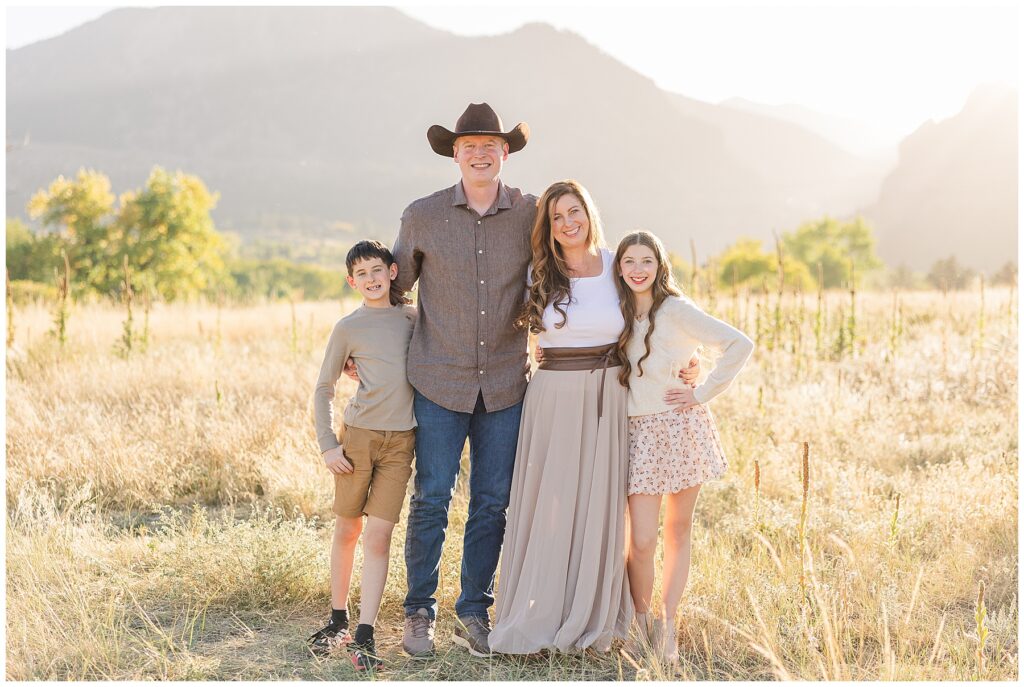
[614, 231, 682, 388]
[516, 180, 605, 333]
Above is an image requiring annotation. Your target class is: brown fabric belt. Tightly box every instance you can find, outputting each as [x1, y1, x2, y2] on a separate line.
[538, 344, 622, 418]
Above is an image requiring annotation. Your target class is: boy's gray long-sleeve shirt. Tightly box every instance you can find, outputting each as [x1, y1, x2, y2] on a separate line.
[313, 304, 417, 453]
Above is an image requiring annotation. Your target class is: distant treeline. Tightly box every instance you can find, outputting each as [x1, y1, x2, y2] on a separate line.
[5, 167, 1016, 305]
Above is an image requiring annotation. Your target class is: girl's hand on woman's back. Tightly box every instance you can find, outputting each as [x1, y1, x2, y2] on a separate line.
[664, 386, 699, 412]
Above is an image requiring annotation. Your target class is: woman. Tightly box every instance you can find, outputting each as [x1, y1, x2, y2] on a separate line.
[489, 180, 633, 654]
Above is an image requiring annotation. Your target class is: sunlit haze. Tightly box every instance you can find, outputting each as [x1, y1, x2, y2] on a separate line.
[6, 2, 1019, 150]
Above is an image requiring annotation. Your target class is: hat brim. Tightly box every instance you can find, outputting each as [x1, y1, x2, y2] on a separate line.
[427, 122, 530, 157]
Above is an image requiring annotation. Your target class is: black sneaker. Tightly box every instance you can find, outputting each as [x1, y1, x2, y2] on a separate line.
[348, 639, 384, 671]
[308, 619, 351, 656]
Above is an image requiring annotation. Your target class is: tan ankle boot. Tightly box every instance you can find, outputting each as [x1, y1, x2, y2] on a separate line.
[624, 612, 655, 657]
[661, 618, 679, 664]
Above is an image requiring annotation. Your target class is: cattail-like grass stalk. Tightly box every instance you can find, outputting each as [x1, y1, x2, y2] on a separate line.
[731, 263, 740, 327]
[52, 249, 71, 350]
[289, 296, 298, 355]
[833, 303, 847, 360]
[888, 492, 901, 549]
[888, 290, 902, 363]
[117, 255, 134, 358]
[847, 259, 857, 357]
[690, 238, 698, 301]
[705, 257, 717, 315]
[814, 262, 824, 359]
[6, 271, 14, 349]
[798, 441, 810, 595]
[140, 288, 151, 354]
[773, 232, 784, 351]
[753, 459, 761, 527]
[1007, 272, 1016, 325]
[974, 274, 985, 358]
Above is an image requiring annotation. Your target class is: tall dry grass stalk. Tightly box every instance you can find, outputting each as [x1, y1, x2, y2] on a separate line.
[773, 231, 784, 351]
[887, 290, 903, 362]
[974, 274, 986, 359]
[975, 580, 989, 679]
[689, 238, 698, 301]
[7, 271, 14, 349]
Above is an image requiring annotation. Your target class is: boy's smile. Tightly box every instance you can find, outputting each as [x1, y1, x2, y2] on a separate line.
[347, 257, 397, 307]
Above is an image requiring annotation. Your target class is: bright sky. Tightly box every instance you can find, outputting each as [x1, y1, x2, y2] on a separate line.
[6, 2, 1019, 146]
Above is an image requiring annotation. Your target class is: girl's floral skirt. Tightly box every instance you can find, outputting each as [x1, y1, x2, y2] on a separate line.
[627, 404, 727, 495]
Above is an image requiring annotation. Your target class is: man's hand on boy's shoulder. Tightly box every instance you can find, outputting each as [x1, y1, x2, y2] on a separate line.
[323, 446, 353, 474]
[343, 358, 360, 382]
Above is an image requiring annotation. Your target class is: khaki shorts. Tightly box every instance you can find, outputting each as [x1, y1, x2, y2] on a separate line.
[332, 423, 415, 524]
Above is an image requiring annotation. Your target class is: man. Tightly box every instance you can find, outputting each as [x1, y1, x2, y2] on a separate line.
[347, 103, 698, 657]
[391, 103, 534, 658]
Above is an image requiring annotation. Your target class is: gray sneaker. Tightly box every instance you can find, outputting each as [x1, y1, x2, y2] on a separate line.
[403, 608, 435, 658]
[452, 615, 492, 657]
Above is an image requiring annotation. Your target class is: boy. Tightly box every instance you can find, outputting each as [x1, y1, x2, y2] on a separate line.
[308, 240, 416, 671]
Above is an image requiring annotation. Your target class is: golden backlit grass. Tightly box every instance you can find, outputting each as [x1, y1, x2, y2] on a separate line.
[5, 288, 1018, 680]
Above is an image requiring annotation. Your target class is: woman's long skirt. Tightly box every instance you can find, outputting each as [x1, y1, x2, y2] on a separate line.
[489, 367, 634, 654]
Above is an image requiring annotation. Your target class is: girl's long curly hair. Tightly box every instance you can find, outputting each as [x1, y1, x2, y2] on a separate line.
[614, 231, 682, 388]
[516, 180, 605, 333]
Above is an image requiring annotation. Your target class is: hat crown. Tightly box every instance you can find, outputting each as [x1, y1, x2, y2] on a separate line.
[454, 103, 503, 134]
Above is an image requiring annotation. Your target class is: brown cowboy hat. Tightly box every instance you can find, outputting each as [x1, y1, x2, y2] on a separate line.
[427, 102, 530, 157]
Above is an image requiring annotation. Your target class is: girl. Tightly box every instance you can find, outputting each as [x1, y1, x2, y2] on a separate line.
[614, 231, 753, 663]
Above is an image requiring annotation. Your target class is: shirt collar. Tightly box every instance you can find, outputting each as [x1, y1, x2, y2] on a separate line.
[452, 180, 512, 216]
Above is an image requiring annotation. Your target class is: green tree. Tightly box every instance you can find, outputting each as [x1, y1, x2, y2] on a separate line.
[113, 168, 228, 299]
[6, 218, 69, 284]
[927, 256, 975, 290]
[781, 216, 883, 288]
[714, 237, 814, 291]
[27, 169, 117, 291]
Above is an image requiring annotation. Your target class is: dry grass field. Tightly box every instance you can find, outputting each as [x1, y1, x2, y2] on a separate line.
[5, 286, 1018, 680]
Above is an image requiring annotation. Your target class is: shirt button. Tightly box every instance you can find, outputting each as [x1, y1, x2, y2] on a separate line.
[480, 341, 485, 346]
[479, 370, 484, 375]
[477, 220, 481, 225]
[481, 310, 486, 315]
[480, 280, 484, 284]
[478, 249, 483, 254]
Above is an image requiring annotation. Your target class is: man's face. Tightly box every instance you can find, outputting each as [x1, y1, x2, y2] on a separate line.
[453, 135, 509, 186]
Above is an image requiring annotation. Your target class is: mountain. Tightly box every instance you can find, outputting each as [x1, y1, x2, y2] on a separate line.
[861, 84, 1017, 272]
[670, 94, 888, 221]
[1, 6, 940, 264]
[721, 97, 900, 161]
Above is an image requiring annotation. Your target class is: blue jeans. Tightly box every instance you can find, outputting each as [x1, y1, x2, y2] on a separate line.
[404, 389, 522, 620]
